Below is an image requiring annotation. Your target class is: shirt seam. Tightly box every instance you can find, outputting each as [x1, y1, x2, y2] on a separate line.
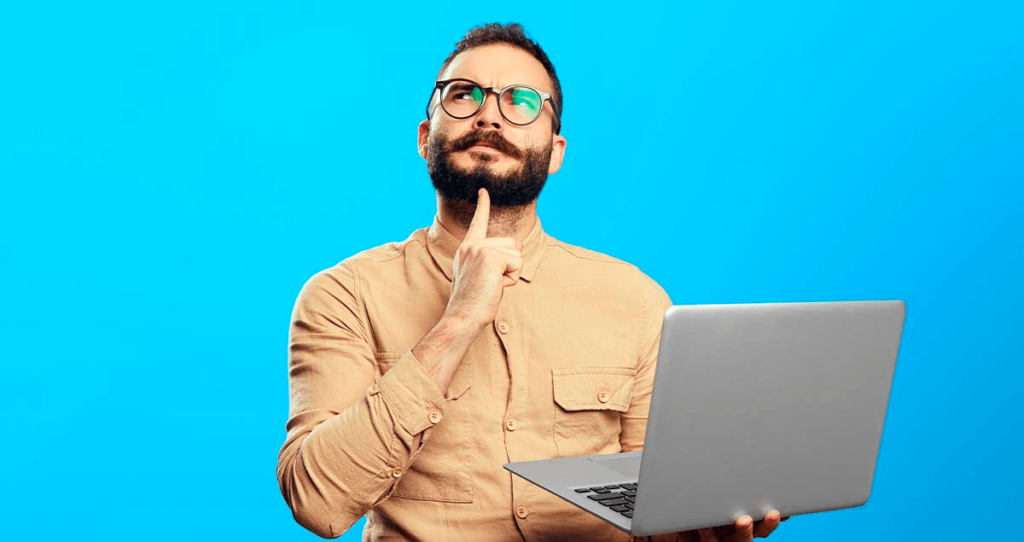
[349, 260, 370, 346]
[353, 237, 428, 265]
[544, 242, 637, 267]
[635, 277, 645, 365]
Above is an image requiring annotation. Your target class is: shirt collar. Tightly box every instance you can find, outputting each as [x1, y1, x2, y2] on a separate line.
[426, 214, 546, 283]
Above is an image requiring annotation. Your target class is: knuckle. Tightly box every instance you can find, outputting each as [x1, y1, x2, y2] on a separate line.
[465, 244, 483, 258]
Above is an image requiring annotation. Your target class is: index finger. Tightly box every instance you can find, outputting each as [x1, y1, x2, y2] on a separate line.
[466, 188, 490, 240]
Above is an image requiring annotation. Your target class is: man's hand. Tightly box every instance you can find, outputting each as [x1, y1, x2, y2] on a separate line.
[693, 510, 786, 542]
[412, 188, 523, 394]
[444, 188, 523, 328]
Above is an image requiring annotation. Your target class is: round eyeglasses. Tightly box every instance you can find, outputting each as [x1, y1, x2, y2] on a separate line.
[426, 78, 561, 133]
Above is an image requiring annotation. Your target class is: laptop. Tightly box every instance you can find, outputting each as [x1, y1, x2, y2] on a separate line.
[505, 300, 906, 537]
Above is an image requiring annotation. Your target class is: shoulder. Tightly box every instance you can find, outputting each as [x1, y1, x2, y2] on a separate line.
[344, 228, 430, 267]
[320, 228, 429, 275]
[297, 228, 431, 302]
[542, 235, 669, 300]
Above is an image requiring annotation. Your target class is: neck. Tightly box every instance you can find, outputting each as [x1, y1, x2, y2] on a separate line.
[437, 195, 538, 241]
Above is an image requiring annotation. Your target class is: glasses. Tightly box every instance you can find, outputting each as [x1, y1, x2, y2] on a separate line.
[426, 78, 561, 133]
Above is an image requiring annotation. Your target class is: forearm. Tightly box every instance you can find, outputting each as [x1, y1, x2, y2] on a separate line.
[412, 313, 484, 395]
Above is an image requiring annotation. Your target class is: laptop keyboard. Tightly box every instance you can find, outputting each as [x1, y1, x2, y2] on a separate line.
[573, 482, 638, 518]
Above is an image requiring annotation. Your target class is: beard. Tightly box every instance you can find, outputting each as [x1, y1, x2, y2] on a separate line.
[427, 129, 552, 207]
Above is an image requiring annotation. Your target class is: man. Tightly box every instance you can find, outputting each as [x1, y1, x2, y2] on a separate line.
[277, 23, 784, 541]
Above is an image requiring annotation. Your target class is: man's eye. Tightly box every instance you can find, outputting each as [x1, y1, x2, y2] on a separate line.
[450, 86, 483, 102]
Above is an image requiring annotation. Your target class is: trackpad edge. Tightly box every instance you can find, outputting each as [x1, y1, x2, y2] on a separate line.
[589, 454, 642, 478]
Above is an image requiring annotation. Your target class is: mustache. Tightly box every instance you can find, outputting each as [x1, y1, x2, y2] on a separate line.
[446, 130, 525, 160]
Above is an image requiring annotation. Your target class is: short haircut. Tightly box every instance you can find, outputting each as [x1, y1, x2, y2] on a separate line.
[437, 23, 562, 134]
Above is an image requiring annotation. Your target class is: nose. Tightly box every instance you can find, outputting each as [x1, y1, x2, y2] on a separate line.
[473, 91, 504, 131]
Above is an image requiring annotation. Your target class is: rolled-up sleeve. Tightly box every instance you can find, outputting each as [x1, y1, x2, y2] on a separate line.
[276, 264, 448, 538]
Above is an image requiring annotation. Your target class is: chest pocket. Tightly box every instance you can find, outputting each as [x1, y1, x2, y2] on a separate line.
[376, 351, 474, 503]
[551, 367, 636, 457]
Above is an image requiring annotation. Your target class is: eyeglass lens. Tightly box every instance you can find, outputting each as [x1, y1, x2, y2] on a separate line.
[440, 82, 543, 125]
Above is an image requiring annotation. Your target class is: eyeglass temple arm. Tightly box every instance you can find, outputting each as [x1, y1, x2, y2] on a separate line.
[425, 87, 441, 119]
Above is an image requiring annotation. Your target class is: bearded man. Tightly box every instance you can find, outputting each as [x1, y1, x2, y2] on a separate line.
[277, 23, 784, 542]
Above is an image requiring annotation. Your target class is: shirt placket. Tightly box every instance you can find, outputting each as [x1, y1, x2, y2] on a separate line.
[493, 288, 535, 535]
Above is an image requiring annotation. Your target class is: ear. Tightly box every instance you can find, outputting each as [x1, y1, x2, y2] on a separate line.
[547, 133, 567, 174]
[417, 119, 431, 160]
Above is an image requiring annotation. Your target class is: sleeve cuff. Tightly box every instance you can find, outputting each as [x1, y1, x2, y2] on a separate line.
[376, 349, 450, 436]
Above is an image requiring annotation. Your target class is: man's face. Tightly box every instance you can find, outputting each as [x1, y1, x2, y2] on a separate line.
[418, 44, 567, 207]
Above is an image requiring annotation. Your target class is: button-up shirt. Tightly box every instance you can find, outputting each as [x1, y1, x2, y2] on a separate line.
[277, 215, 673, 541]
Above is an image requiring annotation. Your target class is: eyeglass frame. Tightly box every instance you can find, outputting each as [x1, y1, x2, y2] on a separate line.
[425, 78, 562, 134]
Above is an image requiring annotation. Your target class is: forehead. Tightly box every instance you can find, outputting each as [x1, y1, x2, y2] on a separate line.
[440, 43, 553, 92]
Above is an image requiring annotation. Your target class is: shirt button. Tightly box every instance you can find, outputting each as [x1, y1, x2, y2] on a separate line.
[428, 409, 443, 424]
[505, 419, 517, 431]
[391, 466, 404, 478]
[597, 390, 610, 403]
[516, 505, 528, 519]
[497, 321, 510, 334]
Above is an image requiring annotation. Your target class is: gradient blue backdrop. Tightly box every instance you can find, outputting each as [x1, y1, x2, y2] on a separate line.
[2, 1, 1021, 540]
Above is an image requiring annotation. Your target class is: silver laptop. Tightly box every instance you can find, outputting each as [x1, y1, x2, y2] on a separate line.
[505, 300, 906, 537]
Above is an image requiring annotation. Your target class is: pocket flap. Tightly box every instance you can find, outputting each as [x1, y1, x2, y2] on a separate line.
[552, 367, 636, 412]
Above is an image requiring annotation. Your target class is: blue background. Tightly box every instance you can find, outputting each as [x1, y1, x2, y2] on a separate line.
[2, 1, 1021, 540]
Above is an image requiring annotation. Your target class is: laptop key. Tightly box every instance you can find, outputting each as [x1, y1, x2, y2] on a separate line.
[574, 488, 591, 493]
[604, 485, 621, 489]
[610, 505, 631, 513]
[619, 483, 637, 490]
[599, 498, 629, 507]
[624, 495, 635, 503]
[587, 492, 626, 502]
[589, 487, 610, 493]
[622, 511, 633, 518]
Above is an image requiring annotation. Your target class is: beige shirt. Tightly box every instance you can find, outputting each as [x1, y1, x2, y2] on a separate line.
[277, 216, 674, 541]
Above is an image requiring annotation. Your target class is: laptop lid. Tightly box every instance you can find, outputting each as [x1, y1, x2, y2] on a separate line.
[630, 301, 905, 536]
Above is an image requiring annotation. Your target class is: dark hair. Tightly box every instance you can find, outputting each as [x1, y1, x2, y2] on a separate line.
[437, 23, 562, 134]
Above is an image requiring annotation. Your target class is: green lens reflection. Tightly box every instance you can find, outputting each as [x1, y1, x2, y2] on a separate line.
[510, 88, 540, 116]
